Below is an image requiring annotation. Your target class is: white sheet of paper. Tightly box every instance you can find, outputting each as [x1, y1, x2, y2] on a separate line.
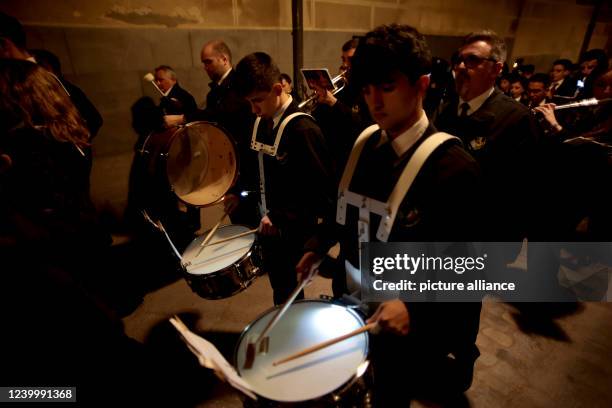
[169, 318, 257, 400]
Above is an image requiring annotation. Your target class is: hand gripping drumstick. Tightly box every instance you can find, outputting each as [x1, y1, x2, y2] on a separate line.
[272, 322, 380, 366]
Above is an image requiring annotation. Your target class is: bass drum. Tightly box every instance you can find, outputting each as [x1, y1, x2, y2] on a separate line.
[235, 300, 373, 407]
[140, 121, 238, 207]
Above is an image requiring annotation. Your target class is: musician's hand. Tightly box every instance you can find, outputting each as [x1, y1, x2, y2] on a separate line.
[311, 83, 337, 106]
[534, 103, 562, 131]
[163, 114, 185, 128]
[223, 194, 240, 215]
[258, 215, 279, 236]
[367, 300, 410, 335]
[296, 251, 322, 283]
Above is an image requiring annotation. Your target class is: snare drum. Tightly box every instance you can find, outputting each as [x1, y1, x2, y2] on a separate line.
[235, 300, 372, 406]
[140, 121, 237, 207]
[182, 224, 262, 299]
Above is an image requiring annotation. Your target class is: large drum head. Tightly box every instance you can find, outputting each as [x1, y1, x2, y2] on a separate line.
[235, 300, 369, 402]
[167, 122, 237, 207]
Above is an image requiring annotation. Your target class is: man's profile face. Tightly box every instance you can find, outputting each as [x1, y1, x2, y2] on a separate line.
[581, 59, 598, 77]
[341, 48, 355, 71]
[201, 45, 228, 82]
[362, 72, 423, 137]
[246, 84, 282, 119]
[528, 81, 546, 105]
[551, 64, 568, 82]
[454, 41, 501, 101]
[154, 70, 176, 93]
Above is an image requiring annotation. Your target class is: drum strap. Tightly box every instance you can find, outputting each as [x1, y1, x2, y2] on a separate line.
[337, 127, 460, 243]
[338, 127, 459, 292]
[251, 112, 313, 216]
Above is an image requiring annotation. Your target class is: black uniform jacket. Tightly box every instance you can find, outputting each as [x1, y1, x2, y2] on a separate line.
[435, 89, 536, 240]
[253, 101, 336, 239]
[305, 123, 483, 360]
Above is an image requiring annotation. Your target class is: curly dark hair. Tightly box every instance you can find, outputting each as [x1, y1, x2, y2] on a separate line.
[350, 24, 432, 88]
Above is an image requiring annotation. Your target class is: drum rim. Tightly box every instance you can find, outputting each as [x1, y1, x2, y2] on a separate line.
[182, 224, 256, 276]
[167, 121, 240, 208]
[233, 299, 370, 402]
[182, 252, 259, 299]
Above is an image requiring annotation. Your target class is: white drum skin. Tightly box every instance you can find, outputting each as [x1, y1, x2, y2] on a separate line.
[182, 225, 261, 299]
[235, 300, 370, 404]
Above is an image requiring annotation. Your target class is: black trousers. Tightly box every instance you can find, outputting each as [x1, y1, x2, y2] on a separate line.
[370, 333, 477, 407]
[259, 232, 305, 305]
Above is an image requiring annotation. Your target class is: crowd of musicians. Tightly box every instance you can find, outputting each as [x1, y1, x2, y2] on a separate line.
[1, 9, 611, 406]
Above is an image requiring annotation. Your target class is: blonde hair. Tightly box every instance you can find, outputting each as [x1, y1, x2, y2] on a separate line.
[0, 59, 90, 147]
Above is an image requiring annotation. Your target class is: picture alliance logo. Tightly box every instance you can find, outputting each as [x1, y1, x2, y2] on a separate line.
[371, 253, 488, 275]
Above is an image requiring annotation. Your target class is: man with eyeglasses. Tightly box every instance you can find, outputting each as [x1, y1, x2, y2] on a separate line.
[435, 30, 536, 241]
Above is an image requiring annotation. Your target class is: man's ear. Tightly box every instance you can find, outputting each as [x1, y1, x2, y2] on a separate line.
[492, 61, 504, 78]
[0, 154, 12, 175]
[417, 74, 430, 96]
[272, 82, 283, 96]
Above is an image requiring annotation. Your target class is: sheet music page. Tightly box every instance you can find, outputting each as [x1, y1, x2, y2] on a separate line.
[169, 317, 257, 400]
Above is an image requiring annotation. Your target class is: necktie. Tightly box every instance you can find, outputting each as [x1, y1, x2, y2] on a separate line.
[262, 118, 275, 144]
[376, 141, 397, 164]
[550, 83, 558, 96]
[460, 102, 470, 118]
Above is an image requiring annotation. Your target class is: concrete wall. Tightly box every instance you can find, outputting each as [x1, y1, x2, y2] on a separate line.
[1, 0, 609, 227]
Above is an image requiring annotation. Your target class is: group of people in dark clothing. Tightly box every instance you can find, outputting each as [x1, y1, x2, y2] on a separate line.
[2, 7, 611, 406]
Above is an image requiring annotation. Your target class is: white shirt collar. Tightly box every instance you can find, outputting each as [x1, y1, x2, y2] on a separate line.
[514, 95, 521, 102]
[458, 87, 495, 116]
[26, 56, 37, 63]
[217, 68, 232, 85]
[379, 110, 429, 157]
[551, 78, 564, 88]
[272, 95, 293, 129]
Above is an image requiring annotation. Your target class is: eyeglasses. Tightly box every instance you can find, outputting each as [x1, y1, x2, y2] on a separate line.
[455, 54, 497, 69]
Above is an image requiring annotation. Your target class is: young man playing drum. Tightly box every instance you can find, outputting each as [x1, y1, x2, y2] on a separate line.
[297, 25, 483, 405]
[233, 52, 335, 305]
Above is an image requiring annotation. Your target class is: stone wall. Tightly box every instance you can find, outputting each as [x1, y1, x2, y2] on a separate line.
[1, 0, 609, 228]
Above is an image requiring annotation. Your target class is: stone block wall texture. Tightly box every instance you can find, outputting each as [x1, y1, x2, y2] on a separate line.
[1, 0, 609, 227]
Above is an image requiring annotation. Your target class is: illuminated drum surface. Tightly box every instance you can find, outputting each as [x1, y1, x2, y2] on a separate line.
[235, 301, 368, 402]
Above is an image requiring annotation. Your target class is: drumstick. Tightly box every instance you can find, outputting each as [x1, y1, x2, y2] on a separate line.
[272, 322, 378, 366]
[204, 229, 258, 247]
[243, 263, 320, 369]
[195, 210, 228, 257]
[141, 210, 183, 261]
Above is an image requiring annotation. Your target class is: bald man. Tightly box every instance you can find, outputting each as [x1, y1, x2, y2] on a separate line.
[193, 40, 258, 226]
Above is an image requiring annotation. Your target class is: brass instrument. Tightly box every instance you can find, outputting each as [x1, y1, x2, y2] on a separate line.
[298, 70, 348, 112]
